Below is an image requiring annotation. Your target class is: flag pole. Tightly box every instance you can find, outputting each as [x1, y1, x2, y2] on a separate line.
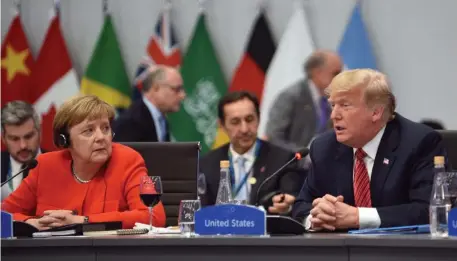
[164, 0, 172, 11]
[198, 0, 207, 14]
[103, 0, 108, 16]
[53, 0, 61, 17]
[14, 0, 21, 15]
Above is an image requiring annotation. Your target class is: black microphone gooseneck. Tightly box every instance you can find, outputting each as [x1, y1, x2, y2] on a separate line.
[255, 148, 309, 206]
[1, 159, 38, 187]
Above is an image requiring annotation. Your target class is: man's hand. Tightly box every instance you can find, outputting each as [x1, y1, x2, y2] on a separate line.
[43, 210, 85, 228]
[309, 194, 344, 231]
[333, 201, 359, 229]
[268, 193, 295, 214]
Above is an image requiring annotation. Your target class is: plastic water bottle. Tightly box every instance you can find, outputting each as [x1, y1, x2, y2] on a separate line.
[429, 156, 451, 237]
[215, 160, 232, 204]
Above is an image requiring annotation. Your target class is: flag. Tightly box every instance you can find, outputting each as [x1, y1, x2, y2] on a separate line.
[212, 11, 276, 149]
[29, 13, 79, 151]
[1, 14, 34, 106]
[80, 14, 131, 112]
[258, 4, 315, 137]
[167, 14, 228, 154]
[132, 9, 182, 100]
[338, 2, 377, 69]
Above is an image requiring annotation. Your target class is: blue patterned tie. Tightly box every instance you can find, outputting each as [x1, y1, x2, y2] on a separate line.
[235, 157, 248, 200]
[318, 96, 330, 133]
[159, 116, 167, 141]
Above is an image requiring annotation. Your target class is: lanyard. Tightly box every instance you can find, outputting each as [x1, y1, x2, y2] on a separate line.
[228, 139, 262, 197]
[7, 161, 13, 191]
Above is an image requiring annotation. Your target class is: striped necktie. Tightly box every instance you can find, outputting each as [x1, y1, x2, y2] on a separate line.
[353, 149, 372, 207]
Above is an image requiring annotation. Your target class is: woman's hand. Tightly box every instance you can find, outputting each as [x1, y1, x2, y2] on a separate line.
[25, 216, 61, 231]
[42, 210, 86, 228]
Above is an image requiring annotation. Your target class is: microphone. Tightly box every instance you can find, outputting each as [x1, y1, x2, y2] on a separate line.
[1, 159, 38, 187]
[255, 148, 309, 207]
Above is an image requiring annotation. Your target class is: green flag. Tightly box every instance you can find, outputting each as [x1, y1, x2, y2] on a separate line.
[168, 14, 228, 154]
[80, 15, 131, 110]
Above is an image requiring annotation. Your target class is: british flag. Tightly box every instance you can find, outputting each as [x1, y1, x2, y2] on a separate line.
[132, 9, 181, 100]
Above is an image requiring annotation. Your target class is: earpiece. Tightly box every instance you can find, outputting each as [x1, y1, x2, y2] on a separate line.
[57, 132, 70, 148]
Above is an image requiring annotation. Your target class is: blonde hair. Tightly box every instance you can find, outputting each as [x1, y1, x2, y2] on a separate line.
[325, 69, 396, 121]
[53, 95, 115, 141]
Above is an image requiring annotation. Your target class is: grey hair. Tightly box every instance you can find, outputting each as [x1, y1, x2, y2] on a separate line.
[1, 101, 41, 132]
[304, 52, 327, 77]
[142, 67, 167, 93]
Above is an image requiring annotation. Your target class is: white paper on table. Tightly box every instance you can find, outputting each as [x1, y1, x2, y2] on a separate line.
[133, 223, 181, 234]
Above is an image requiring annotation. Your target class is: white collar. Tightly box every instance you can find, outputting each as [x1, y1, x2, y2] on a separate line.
[229, 142, 257, 163]
[308, 79, 322, 106]
[353, 126, 386, 160]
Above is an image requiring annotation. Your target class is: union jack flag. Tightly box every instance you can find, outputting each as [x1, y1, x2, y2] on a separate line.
[132, 9, 181, 100]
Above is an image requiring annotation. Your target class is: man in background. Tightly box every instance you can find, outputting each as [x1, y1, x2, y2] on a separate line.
[1, 101, 43, 198]
[199, 91, 305, 213]
[265, 50, 343, 151]
[113, 65, 186, 142]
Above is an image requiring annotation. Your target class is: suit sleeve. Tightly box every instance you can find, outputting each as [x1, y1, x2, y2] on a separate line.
[1, 167, 39, 221]
[291, 142, 322, 222]
[265, 88, 301, 151]
[113, 118, 151, 142]
[87, 153, 166, 229]
[376, 131, 445, 227]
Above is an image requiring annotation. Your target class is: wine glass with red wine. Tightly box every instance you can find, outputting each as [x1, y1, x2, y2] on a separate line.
[140, 176, 163, 231]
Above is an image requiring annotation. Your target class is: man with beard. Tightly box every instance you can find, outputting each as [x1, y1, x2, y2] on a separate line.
[1, 101, 43, 198]
[199, 91, 305, 213]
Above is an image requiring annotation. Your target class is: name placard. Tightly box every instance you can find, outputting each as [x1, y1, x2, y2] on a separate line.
[1, 211, 13, 238]
[195, 204, 266, 236]
[448, 208, 457, 237]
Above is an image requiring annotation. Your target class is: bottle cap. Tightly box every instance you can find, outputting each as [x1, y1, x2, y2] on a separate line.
[220, 160, 229, 168]
[434, 156, 445, 165]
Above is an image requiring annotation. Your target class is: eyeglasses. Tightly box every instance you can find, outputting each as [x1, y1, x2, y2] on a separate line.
[160, 83, 185, 93]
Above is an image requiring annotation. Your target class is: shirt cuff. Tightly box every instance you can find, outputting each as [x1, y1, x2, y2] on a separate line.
[303, 214, 322, 232]
[358, 207, 381, 229]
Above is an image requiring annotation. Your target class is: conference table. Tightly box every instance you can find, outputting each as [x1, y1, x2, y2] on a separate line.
[2, 233, 456, 261]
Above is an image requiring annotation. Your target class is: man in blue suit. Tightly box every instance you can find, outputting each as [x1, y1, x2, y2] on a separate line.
[270, 69, 445, 231]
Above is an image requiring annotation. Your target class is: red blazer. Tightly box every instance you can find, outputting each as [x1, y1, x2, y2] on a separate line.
[1, 143, 166, 229]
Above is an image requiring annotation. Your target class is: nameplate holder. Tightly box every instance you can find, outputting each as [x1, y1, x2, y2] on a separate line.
[448, 208, 457, 237]
[1, 211, 13, 238]
[195, 204, 266, 236]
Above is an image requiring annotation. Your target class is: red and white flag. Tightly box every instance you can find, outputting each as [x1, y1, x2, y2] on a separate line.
[29, 9, 79, 151]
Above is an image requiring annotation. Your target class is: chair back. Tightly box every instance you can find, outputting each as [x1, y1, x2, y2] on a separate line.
[121, 142, 200, 226]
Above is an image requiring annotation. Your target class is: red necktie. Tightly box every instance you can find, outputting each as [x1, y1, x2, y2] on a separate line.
[353, 149, 372, 207]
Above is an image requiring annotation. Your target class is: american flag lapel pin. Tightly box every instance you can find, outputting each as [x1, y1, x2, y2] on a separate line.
[260, 166, 266, 173]
[383, 158, 389, 165]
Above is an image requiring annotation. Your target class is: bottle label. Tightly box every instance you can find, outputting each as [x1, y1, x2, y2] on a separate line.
[449, 208, 457, 237]
[194, 204, 265, 236]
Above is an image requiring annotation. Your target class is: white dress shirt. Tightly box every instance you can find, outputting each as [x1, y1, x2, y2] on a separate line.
[305, 126, 386, 230]
[229, 143, 257, 200]
[1, 150, 41, 199]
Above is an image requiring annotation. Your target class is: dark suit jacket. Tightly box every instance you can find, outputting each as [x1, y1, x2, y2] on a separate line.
[265, 80, 332, 152]
[1, 150, 45, 184]
[112, 99, 170, 142]
[199, 140, 306, 210]
[291, 114, 446, 228]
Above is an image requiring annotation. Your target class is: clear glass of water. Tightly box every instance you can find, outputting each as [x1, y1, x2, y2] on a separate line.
[178, 199, 201, 237]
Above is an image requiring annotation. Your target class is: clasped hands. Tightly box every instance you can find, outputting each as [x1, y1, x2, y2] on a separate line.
[25, 210, 86, 230]
[310, 194, 359, 231]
